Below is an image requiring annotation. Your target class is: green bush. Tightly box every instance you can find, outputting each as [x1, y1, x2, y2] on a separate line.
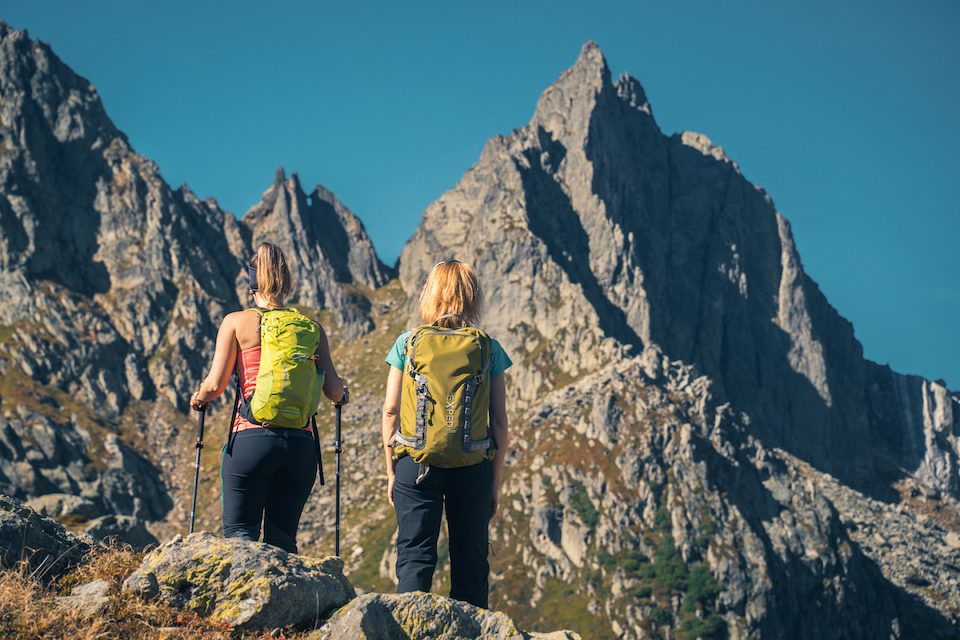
[569, 481, 599, 528]
[681, 612, 725, 638]
[622, 549, 648, 574]
[683, 563, 721, 613]
[654, 534, 687, 591]
[598, 549, 616, 569]
[632, 584, 652, 598]
[649, 606, 672, 625]
[654, 505, 671, 530]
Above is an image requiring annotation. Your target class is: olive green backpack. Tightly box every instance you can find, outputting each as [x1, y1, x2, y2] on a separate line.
[393, 320, 496, 468]
[237, 307, 325, 428]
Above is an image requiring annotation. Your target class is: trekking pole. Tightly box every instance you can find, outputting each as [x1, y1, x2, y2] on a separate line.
[334, 401, 343, 557]
[189, 407, 206, 534]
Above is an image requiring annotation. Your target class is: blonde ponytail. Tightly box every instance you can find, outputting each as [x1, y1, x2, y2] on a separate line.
[250, 242, 292, 303]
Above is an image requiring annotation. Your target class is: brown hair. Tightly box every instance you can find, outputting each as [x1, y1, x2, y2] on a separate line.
[418, 260, 483, 328]
[249, 242, 292, 303]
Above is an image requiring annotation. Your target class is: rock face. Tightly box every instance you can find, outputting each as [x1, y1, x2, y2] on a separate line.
[242, 169, 393, 335]
[82, 514, 158, 550]
[123, 532, 355, 629]
[316, 592, 581, 640]
[398, 41, 960, 637]
[399, 41, 959, 505]
[0, 493, 90, 580]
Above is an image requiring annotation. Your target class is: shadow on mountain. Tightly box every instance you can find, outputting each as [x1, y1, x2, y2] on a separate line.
[307, 194, 353, 284]
[694, 424, 957, 638]
[578, 89, 922, 504]
[515, 134, 643, 352]
[20, 132, 111, 296]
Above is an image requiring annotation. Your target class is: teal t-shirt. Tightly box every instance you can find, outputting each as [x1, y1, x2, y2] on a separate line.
[385, 330, 513, 378]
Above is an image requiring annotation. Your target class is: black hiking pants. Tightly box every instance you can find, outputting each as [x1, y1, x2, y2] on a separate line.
[220, 428, 317, 554]
[392, 455, 493, 608]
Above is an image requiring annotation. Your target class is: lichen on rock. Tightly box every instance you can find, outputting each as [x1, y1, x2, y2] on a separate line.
[122, 531, 354, 629]
[315, 591, 581, 640]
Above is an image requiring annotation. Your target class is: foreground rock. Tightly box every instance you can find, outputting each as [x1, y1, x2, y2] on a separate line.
[122, 532, 354, 629]
[56, 578, 112, 616]
[83, 514, 158, 550]
[316, 592, 581, 640]
[0, 493, 90, 581]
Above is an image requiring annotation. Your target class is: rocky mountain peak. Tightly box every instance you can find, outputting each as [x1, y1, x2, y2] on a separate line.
[531, 40, 614, 143]
[241, 167, 393, 322]
[615, 72, 652, 115]
[402, 38, 959, 508]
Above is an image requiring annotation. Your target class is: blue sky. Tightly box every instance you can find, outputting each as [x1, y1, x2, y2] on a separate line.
[2, 1, 958, 387]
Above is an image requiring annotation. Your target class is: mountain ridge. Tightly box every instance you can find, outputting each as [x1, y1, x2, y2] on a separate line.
[0, 21, 957, 639]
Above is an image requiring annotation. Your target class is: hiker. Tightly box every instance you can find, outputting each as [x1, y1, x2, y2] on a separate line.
[190, 242, 348, 554]
[381, 259, 511, 608]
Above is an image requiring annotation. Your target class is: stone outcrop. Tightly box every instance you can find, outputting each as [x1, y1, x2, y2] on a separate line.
[316, 592, 581, 639]
[25, 493, 100, 521]
[398, 41, 960, 638]
[122, 532, 355, 629]
[242, 169, 394, 335]
[0, 493, 90, 581]
[82, 514, 157, 550]
[118, 530, 581, 637]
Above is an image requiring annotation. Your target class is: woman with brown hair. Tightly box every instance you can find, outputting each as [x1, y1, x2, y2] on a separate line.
[190, 242, 347, 553]
[380, 259, 511, 608]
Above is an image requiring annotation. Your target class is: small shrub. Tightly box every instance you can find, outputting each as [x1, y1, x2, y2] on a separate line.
[653, 534, 687, 591]
[681, 612, 725, 638]
[622, 549, 648, 574]
[632, 584, 652, 598]
[569, 481, 599, 528]
[654, 506, 671, 530]
[598, 548, 616, 569]
[649, 606, 672, 625]
[683, 563, 721, 613]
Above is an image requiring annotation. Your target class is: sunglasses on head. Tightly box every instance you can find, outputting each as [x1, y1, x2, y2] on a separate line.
[433, 259, 460, 270]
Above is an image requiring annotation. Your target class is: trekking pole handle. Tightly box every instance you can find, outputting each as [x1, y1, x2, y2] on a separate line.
[195, 407, 206, 449]
[334, 403, 343, 453]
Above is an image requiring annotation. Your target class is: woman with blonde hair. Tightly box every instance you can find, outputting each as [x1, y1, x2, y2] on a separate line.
[191, 242, 347, 553]
[381, 259, 511, 607]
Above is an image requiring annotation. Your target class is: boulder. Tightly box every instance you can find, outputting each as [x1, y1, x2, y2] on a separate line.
[56, 578, 112, 616]
[0, 493, 90, 581]
[122, 532, 354, 629]
[83, 514, 158, 550]
[25, 493, 101, 522]
[315, 592, 581, 640]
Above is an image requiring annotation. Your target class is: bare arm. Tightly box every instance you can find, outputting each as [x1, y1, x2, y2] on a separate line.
[381, 366, 403, 506]
[316, 325, 347, 403]
[191, 313, 239, 410]
[489, 373, 509, 518]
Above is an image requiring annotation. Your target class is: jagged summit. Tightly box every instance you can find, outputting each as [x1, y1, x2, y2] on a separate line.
[400, 42, 960, 634]
[403, 40, 958, 505]
[0, 22, 394, 414]
[242, 167, 392, 293]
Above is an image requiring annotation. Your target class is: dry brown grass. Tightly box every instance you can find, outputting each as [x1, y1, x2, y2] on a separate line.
[0, 544, 316, 639]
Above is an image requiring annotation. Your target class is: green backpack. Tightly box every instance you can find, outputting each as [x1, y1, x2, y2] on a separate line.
[238, 307, 325, 428]
[394, 322, 496, 468]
